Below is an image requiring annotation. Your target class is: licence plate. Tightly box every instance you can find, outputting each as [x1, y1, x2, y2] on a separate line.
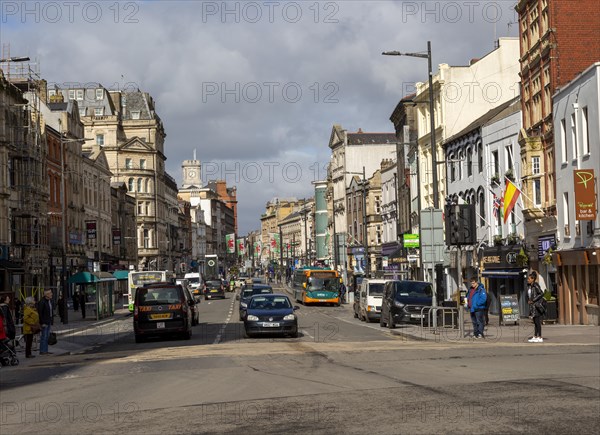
[319, 299, 326, 302]
[262, 322, 280, 327]
[150, 313, 172, 320]
[410, 314, 424, 318]
[210, 289, 218, 293]
[156, 322, 165, 329]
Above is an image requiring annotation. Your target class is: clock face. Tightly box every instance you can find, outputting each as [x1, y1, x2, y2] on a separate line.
[188, 170, 196, 178]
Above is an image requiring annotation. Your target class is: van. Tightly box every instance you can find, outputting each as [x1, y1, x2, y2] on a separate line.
[380, 280, 433, 328]
[184, 272, 203, 296]
[357, 279, 387, 322]
[133, 283, 194, 342]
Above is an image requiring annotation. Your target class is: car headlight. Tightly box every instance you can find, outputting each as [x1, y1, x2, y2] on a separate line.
[283, 314, 295, 321]
[367, 305, 375, 311]
[240, 302, 247, 308]
[246, 315, 259, 321]
[393, 301, 405, 308]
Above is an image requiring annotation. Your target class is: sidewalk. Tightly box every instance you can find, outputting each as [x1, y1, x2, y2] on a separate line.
[11, 307, 132, 366]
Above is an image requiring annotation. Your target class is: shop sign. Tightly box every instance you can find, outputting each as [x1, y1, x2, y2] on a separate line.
[86, 221, 97, 240]
[574, 169, 597, 220]
[538, 234, 556, 260]
[403, 234, 420, 248]
[481, 246, 522, 269]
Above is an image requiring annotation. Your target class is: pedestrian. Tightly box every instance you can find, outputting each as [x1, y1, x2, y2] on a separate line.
[37, 289, 54, 355]
[0, 295, 16, 341]
[72, 289, 79, 312]
[467, 277, 487, 339]
[79, 290, 87, 319]
[14, 297, 23, 325]
[57, 292, 65, 324]
[339, 281, 347, 304]
[22, 297, 40, 358]
[527, 271, 546, 343]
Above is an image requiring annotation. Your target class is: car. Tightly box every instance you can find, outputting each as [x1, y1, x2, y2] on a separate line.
[357, 279, 387, 322]
[182, 285, 201, 326]
[237, 284, 273, 320]
[204, 279, 226, 300]
[133, 283, 194, 342]
[243, 294, 299, 338]
[380, 280, 433, 329]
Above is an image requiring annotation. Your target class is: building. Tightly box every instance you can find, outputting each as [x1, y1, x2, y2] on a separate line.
[553, 62, 600, 326]
[515, 0, 600, 293]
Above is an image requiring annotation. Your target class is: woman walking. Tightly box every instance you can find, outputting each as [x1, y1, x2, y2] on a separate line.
[528, 271, 546, 343]
[22, 297, 40, 358]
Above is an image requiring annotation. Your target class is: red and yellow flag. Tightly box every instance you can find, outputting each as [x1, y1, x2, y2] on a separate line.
[503, 178, 521, 223]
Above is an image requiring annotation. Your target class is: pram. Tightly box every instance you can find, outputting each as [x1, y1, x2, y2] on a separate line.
[0, 338, 19, 366]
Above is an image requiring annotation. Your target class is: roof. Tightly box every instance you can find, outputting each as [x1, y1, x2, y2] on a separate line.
[443, 96, 520, 145]
[347, 132, 397, 146]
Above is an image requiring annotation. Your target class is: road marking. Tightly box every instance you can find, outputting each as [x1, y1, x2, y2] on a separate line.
[213, 297, 236, 345]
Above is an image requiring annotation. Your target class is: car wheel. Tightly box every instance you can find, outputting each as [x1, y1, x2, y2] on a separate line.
[135, 334, 144, 343]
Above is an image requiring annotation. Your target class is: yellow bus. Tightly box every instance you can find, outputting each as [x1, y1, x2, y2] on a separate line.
[127, 270, 175, 312]
[292, 268, 341, 306]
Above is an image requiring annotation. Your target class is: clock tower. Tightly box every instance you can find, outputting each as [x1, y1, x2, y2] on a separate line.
[182, 159, 202, 187]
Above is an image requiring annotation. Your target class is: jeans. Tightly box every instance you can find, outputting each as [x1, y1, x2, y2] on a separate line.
[533, 315, 542, 337]
[40, 325, 51, 354]
[471, 310, 485, 337]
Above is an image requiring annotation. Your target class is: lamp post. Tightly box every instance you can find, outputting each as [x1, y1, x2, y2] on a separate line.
[383, 41, 438, 209]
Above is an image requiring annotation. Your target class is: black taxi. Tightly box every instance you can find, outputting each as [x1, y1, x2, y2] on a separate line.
[133, 282, 194, 342]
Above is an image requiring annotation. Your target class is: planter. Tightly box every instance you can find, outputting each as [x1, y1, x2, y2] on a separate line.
[543, 300, 557, 324]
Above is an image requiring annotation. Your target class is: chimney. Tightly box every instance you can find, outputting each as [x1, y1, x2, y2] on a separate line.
[357, 128, 363, 133]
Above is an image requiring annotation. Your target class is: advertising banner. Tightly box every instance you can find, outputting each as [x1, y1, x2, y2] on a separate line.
[86, 221, 97, 240]
[225, 233, 235, 254]
[237, 238, 246, 256]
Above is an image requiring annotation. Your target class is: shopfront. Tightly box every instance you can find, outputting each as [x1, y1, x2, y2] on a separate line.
[481, 246, 528, 317]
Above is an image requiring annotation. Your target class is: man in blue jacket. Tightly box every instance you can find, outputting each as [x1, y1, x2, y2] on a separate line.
[467, 277, 487, 339]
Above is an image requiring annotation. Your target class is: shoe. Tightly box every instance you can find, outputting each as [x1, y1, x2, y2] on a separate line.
[536, 337, 544, 342]
[528, 337, 538, 343]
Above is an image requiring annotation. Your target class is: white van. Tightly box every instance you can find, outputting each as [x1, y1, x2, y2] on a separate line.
[184, 272, 203, 296]
[358, 279, 387, 322]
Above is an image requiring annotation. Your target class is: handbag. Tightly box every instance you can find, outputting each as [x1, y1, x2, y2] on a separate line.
[31, 323, 41, 334]
[48, 332, 57, 345]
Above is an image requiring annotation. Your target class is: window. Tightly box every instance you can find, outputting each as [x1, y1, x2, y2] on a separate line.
[467, 150, 473, 177]
[492, 151, 499, 176]
[128, 178, 134, 192]
[96, 88, 103, 100]
[94, 107, 104, 116]
[533, 179, 541, 206]
[126, 158, 133, 169]
[375, 196, 381, 214]
[68, 90, 75, 100]
[79, 107, 86, 117]
[563, 192, 570, 236]
[145, 178, 151, 193]
[560, 119, 567, 162]
[140, 159, 146, 170]
[143, 229, 150, 248]
[571, 113, 578, 159]
[137, 178, 143, 192]
[458, 151, 463, 180]
[138, 202, 144, 216]
[96, 134, 104, 146]
[479, 191, 485, 226]
[532, 156, 540, 174]
[76, 89, 84, 101]
[449, 154, 456, 182]
[48, 90, 56, 98]
[131, 110, 141, 120]
[582, 107, 590, 155]
[478, 143, 483, 173]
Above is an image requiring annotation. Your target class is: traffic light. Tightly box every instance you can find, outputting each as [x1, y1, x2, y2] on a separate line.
[445, 204, 476, 246]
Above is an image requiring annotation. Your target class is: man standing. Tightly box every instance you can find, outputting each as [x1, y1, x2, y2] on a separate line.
[37, 289, 54, 355]
[467, 278, 487, 339]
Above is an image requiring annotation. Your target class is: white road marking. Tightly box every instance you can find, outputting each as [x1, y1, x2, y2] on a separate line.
[213, 296, 236, 345]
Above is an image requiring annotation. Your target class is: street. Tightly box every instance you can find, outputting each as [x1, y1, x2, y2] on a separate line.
[1, 283, 599, 434]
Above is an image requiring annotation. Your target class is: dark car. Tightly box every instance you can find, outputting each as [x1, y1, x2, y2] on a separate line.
[204, 279, 226, 300]
[380, 280, 433, 329]
[244, 294, 299, 338]
[133, 283, 194, 342]
[237, 284, 273, 320]
[183, 285, 200, 326]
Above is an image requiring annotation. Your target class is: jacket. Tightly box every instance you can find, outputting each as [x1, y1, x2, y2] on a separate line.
[23, 305, 40, 335]
[469, 284, 487, 313]
[38, 297, 53, 326]
[529, 283, 545, 318]
[0, 312, 6, 340]
[0, 303, 15, 339]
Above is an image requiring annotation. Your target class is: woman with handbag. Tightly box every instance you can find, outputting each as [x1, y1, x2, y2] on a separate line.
[527, 271, 546, 343]
[23, 297, 40, 358]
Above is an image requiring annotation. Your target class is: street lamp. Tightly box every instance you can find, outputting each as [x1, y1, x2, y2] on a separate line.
[383, 41, 439, 209]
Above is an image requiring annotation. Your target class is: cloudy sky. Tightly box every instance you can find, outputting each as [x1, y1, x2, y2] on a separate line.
[1, 1, 519, 234]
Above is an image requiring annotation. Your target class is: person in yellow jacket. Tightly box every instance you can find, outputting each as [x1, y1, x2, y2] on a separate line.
[23, 297, 40, 358]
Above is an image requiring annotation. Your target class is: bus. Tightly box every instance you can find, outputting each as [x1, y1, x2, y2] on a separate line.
[292, 268, 341, 305]
[127, 270, 176, 312]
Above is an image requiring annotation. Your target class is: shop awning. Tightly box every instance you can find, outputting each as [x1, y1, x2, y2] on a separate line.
[67, 271, 99, 284]
[94, 272, 117, 281]
[481, 269, 526, 279]
[112, 270, 129, 280]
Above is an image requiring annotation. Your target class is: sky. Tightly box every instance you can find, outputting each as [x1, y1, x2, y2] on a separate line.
[0, 0, 519, 234]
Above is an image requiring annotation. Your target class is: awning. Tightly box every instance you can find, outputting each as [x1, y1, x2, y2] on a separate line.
[0, 259, 25, 271]
[481, 269, 526, 279]
[67, 271, 99, 284]
[112, 270, 129, 280]
[94, 272, 117, 281]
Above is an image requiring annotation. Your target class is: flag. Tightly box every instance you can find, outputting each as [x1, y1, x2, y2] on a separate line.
[493, 194, 503, 219]
[225, 234, 235, 254]
[269, 233, 280, 255]
[237, 238, 246, 256]
[503, 178, 521, 223]
[254, 241, 262, 258]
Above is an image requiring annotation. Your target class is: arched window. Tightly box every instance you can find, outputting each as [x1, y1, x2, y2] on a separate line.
[137, 178, 143, 192]
[467, 148, 473, 177]
[477, 142, 483, 173]
[145, 178, 151, 193]
[479, 190, 485, 226]
[449, 153, 456, 182]
[128, 178, 134, 192]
